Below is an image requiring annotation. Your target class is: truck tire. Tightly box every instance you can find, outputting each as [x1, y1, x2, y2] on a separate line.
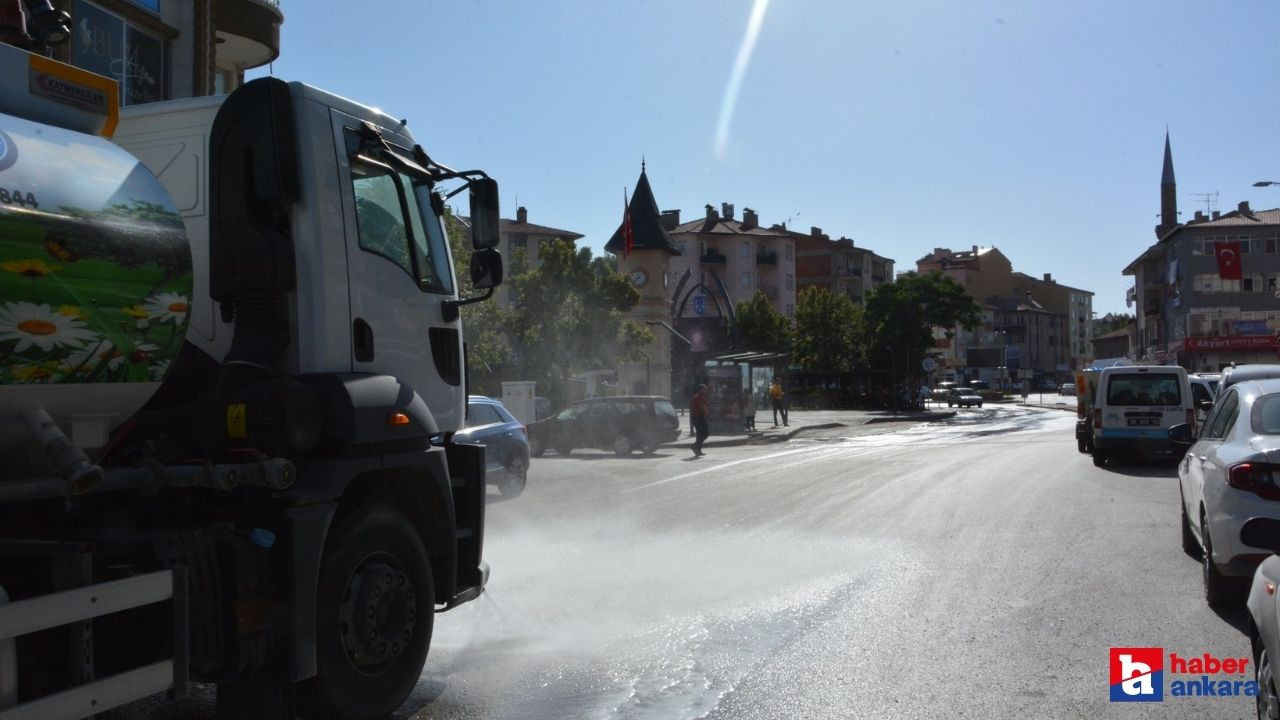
[1092, 449, 1106, 467]
[1076, 437, 1087, 453]
[499, 457, 528, 497]
[298, 504, 433, 720]
[556, 444, 573, 456]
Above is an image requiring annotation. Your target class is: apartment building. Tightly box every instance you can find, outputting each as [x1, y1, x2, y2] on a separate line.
[4, 0, 282, 102]
[1123, 133, 1280, 370]
[793, 231, 894, 305]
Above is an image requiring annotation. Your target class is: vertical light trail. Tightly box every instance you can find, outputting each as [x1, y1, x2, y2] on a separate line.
[714, 0, 771, 160]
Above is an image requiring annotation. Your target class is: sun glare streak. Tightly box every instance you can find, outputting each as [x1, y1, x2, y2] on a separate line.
[714, 0, 771, 160]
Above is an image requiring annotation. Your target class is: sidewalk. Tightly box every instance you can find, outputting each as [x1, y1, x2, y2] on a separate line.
[670, 407, 958, 449]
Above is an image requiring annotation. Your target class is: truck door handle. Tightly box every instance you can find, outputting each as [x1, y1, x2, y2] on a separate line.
[353, 318, 374, 362]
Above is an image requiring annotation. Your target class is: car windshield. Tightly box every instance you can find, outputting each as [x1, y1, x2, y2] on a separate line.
[1106, 374, 1181, 406]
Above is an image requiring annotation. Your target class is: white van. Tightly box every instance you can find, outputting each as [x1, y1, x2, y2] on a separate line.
[1090, 365, 1194, 467]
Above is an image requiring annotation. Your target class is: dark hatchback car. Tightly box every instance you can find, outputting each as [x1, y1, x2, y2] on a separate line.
[528, 396, 681, 457]
[451, 396, 530, 497]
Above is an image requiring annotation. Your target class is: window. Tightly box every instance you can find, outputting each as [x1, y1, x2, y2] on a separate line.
[1252, 394, 1280, 435]
[785, 243, 793, 260]
[466, 403, 502, 427]
[740, 241, 750, 258]
[1204, 389, 1239, 440]
[350, 160, 455, 294]
[72, 1, 165, 106]
[1105, 373, 1181, 407]
[786, 274, 794, 290]
[741, 272, 751, 288]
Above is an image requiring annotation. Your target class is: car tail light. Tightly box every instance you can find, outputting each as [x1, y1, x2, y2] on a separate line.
[1093, 409, 1102, 429]
[1227, 463, 1280, 501]
[520, 425, 528, 438]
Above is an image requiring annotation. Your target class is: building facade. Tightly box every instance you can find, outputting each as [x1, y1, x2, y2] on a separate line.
[497, 206, 583, 306]
[794, 231, 894, 305]
[3, 0, 282, 103]
[918, 246, 1093, 381]
[1124, 134, 1280, 370]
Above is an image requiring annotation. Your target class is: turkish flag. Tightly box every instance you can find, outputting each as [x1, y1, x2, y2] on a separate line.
[1214, 241, 1242, 280]
[622, 194, 634, 258]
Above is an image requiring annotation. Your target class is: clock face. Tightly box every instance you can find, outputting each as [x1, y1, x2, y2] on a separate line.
[630, 269, 648, 286]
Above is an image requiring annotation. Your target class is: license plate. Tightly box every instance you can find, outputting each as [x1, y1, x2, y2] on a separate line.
[1127, 418, 1159, 427]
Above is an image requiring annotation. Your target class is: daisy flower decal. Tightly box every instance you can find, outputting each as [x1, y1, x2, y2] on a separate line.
[0, 302, 99, 353]
[143, 292, 189, 325]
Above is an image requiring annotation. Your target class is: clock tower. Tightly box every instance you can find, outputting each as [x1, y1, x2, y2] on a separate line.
[606, 164, 681, 397]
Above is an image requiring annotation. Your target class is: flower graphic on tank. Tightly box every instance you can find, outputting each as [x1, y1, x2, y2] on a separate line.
[144, 292, 189, 324]
[0, 302, 99, 353]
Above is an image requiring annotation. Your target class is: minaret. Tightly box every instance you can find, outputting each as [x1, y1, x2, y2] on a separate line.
[1156, 131, 1178, 238]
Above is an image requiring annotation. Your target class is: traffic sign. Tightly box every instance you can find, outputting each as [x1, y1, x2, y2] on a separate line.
[921, 357, 937, 372]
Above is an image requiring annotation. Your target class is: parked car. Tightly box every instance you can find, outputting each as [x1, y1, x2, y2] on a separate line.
[452, 396, 530, 497]
[1221, 365, 1280, 393]
[1178, 378, 1280, 606]
[1189, 372, 1221, 424]
[1089, 365, 1193, 467]
[946, 387, 983, 408]
[1059, 382, 1077, 396]
[1246, 525, 1280, 711]
[528, 395, 682, 457]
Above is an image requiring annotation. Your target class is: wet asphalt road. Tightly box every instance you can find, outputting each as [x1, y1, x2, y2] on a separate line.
[113, 406, 1254, 719]
[400, 405, 1254, 720]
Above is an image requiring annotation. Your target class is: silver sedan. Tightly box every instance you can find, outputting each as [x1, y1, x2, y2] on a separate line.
[1179, 378, 1280, 608]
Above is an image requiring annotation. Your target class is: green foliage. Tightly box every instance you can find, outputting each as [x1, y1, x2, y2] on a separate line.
[735, 291, 792, 354]
[503, 238, 652, 404]
[864, 271, 981, 374]
[792, 286, 863, 372]
[441, 207, 651, 401]
[1094, 312, 1134, 336]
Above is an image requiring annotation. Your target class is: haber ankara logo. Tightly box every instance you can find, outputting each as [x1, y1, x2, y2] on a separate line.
[1110, 647, 1164, 702]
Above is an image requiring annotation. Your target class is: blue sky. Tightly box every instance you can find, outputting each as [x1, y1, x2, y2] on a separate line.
[250, 0, 1280, 316]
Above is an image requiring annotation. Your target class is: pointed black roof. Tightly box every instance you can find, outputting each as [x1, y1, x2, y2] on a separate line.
[1161, 131, 1175, 186]
[606, 167, 681, 255]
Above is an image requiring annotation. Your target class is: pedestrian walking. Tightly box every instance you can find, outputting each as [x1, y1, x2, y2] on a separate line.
[742, 389, 757, 431]
[770, 379, 788, 426]
[691, 383, 710, 456]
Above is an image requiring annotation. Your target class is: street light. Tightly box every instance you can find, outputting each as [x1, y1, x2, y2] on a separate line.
[1254, 181, 1280, 187]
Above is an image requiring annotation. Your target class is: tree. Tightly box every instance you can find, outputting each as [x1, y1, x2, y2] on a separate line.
[864, 272, 981, 379]
[501, 239, 652, 406]
[444, 207, 511, 394]
[735, 291, 792, 354]
[792, 286, 863, 372]
[1094, 312, 1134, 336]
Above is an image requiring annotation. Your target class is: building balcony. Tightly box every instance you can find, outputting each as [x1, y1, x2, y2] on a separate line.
[700, 250, 727, 264]
[756, 250, 777, 265]
[215, 0, 284, 70]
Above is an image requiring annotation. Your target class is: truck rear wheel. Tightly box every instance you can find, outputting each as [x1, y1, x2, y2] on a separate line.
[299, 504, 433, 720]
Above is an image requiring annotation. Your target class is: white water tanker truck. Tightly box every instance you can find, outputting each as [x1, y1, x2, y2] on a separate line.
[0, 19, 503, 720]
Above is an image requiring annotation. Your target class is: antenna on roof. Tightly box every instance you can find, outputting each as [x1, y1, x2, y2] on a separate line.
[1190, 191, 1219, 214]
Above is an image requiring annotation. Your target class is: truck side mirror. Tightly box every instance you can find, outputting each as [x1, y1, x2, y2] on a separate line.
[468, 178, 500, 250]
[1199, 400, 1214, 414]
[470, 248, 503, 289]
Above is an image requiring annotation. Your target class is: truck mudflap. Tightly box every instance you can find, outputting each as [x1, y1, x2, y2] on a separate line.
[0, 568, 188, 720]
[443, 441, 487, 607]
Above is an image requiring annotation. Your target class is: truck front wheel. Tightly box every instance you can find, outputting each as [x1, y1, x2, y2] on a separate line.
[299, 504, 434, 720]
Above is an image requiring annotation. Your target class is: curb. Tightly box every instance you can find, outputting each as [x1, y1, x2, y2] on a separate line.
[863, 411, 956, 424]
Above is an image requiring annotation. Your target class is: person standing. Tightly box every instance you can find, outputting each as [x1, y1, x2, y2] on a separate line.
[742, 388, 757, 431]
[770, 379, 788, 427]
[690, 383, 710, 456]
